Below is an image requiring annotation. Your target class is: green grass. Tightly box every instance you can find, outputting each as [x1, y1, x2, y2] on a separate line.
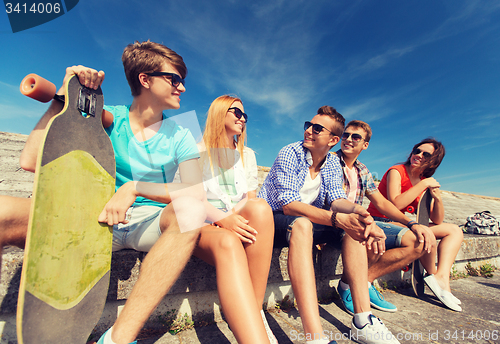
[464, 262, 496, 278]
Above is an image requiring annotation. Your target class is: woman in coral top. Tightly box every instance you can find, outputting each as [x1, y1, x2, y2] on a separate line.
[368, 138, 463, 312]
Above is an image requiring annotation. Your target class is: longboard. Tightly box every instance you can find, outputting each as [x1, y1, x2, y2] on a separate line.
[411, 189, 431, 298]
[17, 74, 115, 343]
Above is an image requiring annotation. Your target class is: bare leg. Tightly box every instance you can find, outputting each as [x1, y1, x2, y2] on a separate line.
[419, 243, 438, 275]
[0, 195, 30, 248]
[194, 223, 270, 344]
[0, 196, 30, 280]
[367, 231, 424, 282]
[111, 197, 205, 344]
[342, 235, 370, 313]
[238, 198, 274, 307]
[288, 218, 325, 339]
[425, 223, 463, 292]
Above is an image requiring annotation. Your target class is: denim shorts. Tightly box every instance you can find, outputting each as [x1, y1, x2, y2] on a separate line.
[272, 211, 407, 250]
[375, 221, 408, 249]
[273, 211, 344, 249]
[112, 205, 164, 252]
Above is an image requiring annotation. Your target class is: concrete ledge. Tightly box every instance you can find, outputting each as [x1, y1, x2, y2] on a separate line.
[2, 234, 499, 334]
[0, 246, 341, 340]
[0, 246, 340, 313]
[377, 234, 500, 286]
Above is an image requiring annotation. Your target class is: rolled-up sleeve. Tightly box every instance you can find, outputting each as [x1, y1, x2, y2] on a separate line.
[259, 142, 305, 211]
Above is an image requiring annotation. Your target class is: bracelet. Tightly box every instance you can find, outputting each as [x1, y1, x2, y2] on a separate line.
[406, 220, 418, 230]
[330, 211, 338, 229]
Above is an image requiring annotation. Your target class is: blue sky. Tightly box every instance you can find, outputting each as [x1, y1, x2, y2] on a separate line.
[1, 0, 499, 197]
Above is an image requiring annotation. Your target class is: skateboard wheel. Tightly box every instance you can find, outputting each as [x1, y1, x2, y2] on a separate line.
[407, 206, 414, 213]
[20, 73, 57, 103]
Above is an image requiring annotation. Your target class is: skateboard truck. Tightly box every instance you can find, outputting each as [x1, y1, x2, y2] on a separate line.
[21, 74, 112, 127]
[77, 87, 97, 117]
[21, 74, 97, 117]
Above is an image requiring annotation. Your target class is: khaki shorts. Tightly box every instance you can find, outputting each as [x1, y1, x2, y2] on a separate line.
[112, 205, 163, 252]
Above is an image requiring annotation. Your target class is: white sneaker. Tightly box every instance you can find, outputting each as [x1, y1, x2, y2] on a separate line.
[424, 275, 462, 312]
[440, 290, 462, 312]
[350, 315, 400, 344]
[442, 289, 461, 305]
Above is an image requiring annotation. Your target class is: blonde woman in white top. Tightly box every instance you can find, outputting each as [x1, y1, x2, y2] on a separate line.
[194, 95, 276, 344]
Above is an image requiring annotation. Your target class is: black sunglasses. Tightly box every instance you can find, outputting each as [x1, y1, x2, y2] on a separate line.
[412, 148, 432, 158]
[341, 132, 364, 142]
[304, 121, 332, 135]
[145, 71, 185, 87]
[228, 107, 248, 123]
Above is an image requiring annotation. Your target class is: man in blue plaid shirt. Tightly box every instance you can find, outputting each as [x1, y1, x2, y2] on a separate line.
[259, 107, 400, 344]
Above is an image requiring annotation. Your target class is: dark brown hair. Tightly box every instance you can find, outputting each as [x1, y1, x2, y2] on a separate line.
[345, 120, 372, 142]
[404, 137, 445, 178]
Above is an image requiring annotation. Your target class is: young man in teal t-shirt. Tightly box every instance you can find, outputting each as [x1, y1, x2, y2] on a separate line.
[2, 41, 206, 344]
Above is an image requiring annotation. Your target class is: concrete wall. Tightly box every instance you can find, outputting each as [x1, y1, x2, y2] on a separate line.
[1, 234, 499, 341]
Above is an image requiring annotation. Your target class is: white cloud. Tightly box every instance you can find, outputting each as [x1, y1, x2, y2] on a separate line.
[350, 46, 416, 77]
[439, 167, 500, 181]
[442, 174, 500, 194]
[76, 0, 500, 131]
[0, 102, 46, 120]
[342, 2, 500, 80]
[0, 81, 19, 93]
[149, 3, 328, 123]
[341, 96, 393, 122]
[81, 0, 324, 123]
[460, 139, 500, 151]
[0, 82, 47, 120]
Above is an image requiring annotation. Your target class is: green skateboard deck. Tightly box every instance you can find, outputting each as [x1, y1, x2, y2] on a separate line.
[411, 189, 431, 298]
[17, 75, 115, 343]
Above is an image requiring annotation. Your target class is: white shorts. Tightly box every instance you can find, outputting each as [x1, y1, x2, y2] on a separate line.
[112, 205, 163, 252]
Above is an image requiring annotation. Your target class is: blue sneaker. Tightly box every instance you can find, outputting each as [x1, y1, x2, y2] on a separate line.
[337, 282, 354, 315]
[96, 329, 137, 344]
[368, 284, 397, 312]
